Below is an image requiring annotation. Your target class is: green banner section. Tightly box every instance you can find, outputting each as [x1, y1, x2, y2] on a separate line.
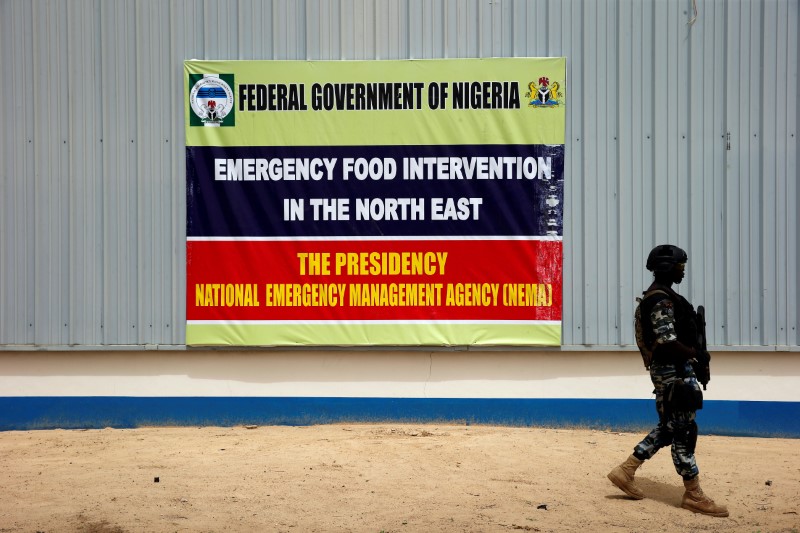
[185, 58, 566, 147]
[186, 323, 561, 347]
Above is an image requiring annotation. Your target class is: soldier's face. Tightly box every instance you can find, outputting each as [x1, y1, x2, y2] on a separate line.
[673, 262, 686, 284]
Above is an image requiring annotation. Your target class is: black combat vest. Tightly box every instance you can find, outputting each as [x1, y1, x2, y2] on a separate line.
[640, 284, 700, 363]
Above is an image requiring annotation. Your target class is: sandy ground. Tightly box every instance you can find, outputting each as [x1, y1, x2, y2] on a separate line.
[0, 424, 798, 533]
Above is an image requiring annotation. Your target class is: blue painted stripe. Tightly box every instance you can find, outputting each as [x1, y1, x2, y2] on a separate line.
[1, 397, 798, 438]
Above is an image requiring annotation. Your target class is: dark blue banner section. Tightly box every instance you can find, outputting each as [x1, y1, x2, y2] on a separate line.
[187, 145, 564, 238]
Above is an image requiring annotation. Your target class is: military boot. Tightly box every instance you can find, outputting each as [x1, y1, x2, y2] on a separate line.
[681, 476, 729, 517]
[607, 454, 645, 499]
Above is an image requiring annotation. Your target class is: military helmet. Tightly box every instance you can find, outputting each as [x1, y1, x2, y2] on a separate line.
[646, 244, 688, 272]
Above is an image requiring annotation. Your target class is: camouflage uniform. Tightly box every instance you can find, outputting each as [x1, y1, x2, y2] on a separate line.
[632, 298, 700, 480]
[610, 245, 727, 517]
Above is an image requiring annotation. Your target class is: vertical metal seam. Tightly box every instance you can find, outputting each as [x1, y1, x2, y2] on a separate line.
[66, 0, 73, 344]
[686, 0, 694, 298]
[649, 2, 656, 249]
[759, 0, 768, 345]
[721, 0, 730, 345]
[795, 0, 800, 346]
[615, 0, 622, 343]
[133, 0, 140, 341]
[99, 0, 106, 343]
[580, 0, 587, 344]
[31, 1, 40, 342]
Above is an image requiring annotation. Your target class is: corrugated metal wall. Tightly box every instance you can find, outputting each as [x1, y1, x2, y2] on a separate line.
[1, 0, 797, 349]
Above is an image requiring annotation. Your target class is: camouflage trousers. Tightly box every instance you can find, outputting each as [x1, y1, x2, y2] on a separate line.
[633, 361, 700, 480]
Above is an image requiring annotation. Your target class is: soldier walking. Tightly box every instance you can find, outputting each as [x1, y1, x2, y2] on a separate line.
[607, 244, 728, 517]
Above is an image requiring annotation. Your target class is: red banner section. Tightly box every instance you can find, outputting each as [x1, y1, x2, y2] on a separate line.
[187, 239, 562, 322]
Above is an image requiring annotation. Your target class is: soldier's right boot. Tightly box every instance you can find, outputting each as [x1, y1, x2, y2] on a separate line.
[681, 476, 729, 517]
[607, 454, 645, 499]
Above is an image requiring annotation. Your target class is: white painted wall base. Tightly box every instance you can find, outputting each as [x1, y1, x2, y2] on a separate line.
[1, 350, 798, 402]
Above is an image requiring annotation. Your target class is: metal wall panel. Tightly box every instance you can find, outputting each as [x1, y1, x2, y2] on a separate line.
[0, 0, 797, 349]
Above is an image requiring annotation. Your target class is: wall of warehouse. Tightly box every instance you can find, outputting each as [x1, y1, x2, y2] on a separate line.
[2, 349, 799, 436]
[1, 0, 798, 435]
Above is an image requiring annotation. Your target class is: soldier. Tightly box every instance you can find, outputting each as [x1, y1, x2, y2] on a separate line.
[607, 244, 728, 517]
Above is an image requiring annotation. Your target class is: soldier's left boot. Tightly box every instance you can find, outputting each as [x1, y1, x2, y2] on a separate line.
[681, 476, 729, 517]
[607, 454, 645, 499]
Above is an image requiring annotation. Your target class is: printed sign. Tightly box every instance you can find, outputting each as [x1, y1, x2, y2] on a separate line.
[185, 58, 566, 346]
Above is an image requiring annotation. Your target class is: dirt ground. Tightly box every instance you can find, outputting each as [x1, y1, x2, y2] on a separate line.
[0, 424, 798, 533]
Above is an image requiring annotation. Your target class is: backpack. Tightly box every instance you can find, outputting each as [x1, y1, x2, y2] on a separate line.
[634, 289, 668, 370]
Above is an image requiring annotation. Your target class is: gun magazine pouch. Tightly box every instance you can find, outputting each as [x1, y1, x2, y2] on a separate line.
[667, 378, 704, 412]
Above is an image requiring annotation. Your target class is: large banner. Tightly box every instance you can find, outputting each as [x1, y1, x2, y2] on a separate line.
[185, 58, 566, 346]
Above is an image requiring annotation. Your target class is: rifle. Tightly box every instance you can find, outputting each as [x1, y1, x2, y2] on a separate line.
[694, 305, 711, 390]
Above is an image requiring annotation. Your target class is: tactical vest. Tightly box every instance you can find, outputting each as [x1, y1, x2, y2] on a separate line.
[639, 285, 699, 364]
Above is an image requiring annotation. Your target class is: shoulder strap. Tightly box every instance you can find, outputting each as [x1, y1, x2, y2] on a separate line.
[637, 288, 669, 303]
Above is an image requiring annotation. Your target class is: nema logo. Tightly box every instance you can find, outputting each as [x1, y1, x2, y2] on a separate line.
[189, 74, 235, 127]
